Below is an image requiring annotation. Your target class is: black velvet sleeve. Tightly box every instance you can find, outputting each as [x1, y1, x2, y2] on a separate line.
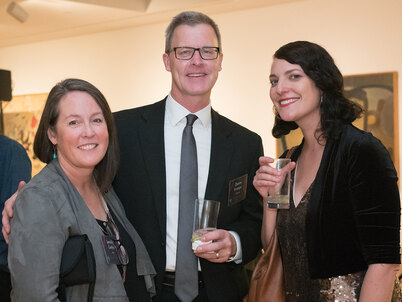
[347, 132, 401, 265]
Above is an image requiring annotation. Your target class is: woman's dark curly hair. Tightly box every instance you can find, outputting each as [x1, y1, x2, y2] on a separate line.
[271, 41, 362, 141]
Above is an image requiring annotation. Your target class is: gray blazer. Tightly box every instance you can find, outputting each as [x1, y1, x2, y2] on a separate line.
[8, 160, 155, 302]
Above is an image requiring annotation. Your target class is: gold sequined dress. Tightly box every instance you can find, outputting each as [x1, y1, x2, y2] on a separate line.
[276, 172, 401, 302]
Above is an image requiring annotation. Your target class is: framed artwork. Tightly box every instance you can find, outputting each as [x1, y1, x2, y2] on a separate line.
[276, 71, 399, 174]
[2, 93, 48, 176]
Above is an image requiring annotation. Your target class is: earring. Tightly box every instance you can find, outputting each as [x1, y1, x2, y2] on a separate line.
[52, 144, 57, 159]
[320, 96, 323, 104]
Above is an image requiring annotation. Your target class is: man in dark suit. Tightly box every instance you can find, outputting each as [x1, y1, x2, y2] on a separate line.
[113, 11, 263, 302]
[2, 11, 263, 302]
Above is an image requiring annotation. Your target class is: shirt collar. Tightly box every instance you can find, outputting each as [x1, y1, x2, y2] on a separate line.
[166, 92, 211, 127]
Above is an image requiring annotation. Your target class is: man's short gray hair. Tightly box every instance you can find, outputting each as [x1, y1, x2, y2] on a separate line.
[165, 11, 222, 53]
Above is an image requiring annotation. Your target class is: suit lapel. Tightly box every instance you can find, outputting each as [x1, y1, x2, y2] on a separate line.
[205, 109, 233, 201]
[138, 99, 167, 237]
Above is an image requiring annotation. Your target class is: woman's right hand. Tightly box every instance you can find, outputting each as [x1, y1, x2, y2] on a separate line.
[253, 156, 296, 199]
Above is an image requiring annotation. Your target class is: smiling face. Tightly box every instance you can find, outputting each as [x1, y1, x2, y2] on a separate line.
[47, 91, 109, 174]
[163, 24, 223, 111]
[269, 58, 322, 129]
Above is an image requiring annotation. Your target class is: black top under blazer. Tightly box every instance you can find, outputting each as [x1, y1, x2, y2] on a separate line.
[287, 124, 401, 279]
[113, 98, 263, 301]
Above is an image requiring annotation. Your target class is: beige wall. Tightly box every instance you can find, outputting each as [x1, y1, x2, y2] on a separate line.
[1, 0, 402, 162]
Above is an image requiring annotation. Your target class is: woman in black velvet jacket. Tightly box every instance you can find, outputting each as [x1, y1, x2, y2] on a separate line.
[253, 41, 401, 301]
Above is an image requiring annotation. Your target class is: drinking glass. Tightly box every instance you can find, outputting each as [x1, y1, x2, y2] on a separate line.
[267, 158, 291, 209]
[192, 199, 220, 250]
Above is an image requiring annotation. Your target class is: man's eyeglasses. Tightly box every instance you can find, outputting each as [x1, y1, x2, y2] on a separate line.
[171, 47, 220, 60]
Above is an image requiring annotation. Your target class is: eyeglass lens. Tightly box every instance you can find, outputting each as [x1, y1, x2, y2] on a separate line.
[174, 47, 219, 60]
[106, 218, 129, 266]
[104, 216, 129, 281]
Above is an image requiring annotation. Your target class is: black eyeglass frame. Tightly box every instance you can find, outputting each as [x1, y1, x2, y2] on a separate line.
[105, 218, 129, 265]
[171, 47, 220, 60]
[104, 216, 129, 282]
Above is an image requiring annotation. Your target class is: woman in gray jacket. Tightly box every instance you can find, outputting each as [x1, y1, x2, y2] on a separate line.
[8, 79, 155, 302]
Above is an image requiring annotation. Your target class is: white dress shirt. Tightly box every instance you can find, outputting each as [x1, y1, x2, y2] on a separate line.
[164, 93, 242, 271]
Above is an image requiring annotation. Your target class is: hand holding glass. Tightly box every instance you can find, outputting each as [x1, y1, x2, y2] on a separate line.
[192, 199, 220, 250]
[267, 158, 291, 209]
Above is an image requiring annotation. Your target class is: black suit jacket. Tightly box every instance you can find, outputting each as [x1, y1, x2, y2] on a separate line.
[113, 99, 263, 301]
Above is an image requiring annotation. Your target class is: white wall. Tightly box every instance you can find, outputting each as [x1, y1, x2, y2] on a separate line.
[1, 0, 402, 161]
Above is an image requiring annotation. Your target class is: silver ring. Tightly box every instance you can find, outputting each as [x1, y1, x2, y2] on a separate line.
[216, 252, 219, 259]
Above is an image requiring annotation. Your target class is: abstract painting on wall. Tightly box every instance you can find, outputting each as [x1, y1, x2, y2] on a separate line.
[3, 93, 47, 176]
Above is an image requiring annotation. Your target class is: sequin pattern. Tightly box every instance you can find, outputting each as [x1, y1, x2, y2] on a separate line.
[276, 168, 364, 302]
[318, 271, 365, 302]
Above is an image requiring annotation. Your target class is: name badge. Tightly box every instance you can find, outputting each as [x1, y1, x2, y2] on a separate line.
[228, 174, 247, 207]
[101, 235, 121, 265]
